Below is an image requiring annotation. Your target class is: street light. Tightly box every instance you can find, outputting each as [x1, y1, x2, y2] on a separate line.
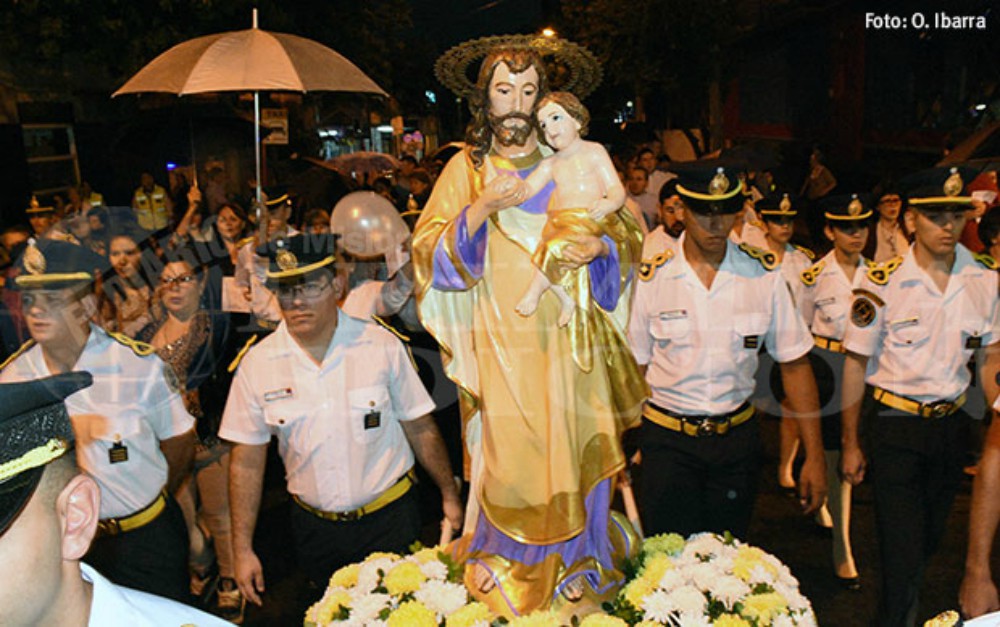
[542, 27, 556, 38]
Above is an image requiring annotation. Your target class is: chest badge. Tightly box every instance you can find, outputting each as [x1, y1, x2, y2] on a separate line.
[851, 297, 876, 328]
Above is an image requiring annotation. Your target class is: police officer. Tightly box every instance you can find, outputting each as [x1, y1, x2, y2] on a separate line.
[0, 373, 230, 626]
[841, 167, 1000, 626]
[0, 239, 196, 602]
[792, 194, 873, 590]
[220, 233, 463, 608]
[628, 165, 827, 539]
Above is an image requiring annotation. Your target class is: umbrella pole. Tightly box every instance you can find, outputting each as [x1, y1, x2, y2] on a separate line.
[255, 89, 263, 223]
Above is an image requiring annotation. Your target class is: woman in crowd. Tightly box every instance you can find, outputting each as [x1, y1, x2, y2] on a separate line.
[101, 228, 155, 337]
[863, 185, 911, 262]
[139, 248, 243, 622]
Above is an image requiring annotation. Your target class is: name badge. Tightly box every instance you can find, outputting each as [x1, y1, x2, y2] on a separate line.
[815, 297, 836, 307]
[108, 440, 129, 464]
[743, 335, 760, 349]
[967, 335, 983, 349]
[364, 410, 381, 430]
[658, 309, 688, 321]
[264, 387, 294, 403]
[889, 317, 919, 330]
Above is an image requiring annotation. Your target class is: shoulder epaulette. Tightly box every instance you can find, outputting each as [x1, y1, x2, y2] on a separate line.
[371, 315, 418, 372]
[638, 248, 674, 281]
[108, 332, 155, 357]
[737, 243, 778, 271]
[800, 260, 826, 286]
[228, 334, 259, 373]
[866, 256, 903, 285]
[793, 244, 816, 260]
[0, 339, 35, 371]
[973, 252, 998, 271]
[236, 236, 256, 249]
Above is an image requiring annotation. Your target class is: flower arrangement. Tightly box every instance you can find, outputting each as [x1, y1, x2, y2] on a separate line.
[306, 533, 815, 627]
[607, 532, 817, 627]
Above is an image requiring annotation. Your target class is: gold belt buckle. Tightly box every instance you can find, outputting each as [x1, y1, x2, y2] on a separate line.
[925, 401, 953, 419]
[695, 419, 716, 437]
[337, 509, 362, 522]
[98, 519, 120, 536]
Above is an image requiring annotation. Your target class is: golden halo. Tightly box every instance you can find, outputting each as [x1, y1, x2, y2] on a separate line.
[435, 34, 603, 100]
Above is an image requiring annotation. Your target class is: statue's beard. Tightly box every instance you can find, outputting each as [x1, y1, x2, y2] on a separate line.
[488, 111, 534, 147]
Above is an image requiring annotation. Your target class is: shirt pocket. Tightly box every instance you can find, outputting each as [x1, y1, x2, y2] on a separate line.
[263, 401, 316, 453]
[650, 314, 696, 368]
[88, 409, 144, 444]
[733, 313, 769, 361]
[348, 385, 392, 445]
[814, 299, 847, 338]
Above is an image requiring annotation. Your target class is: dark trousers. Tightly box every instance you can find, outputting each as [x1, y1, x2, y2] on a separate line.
[639, 414, 763, 539]
[864, 392, 969, 627]
[86, 494, 190, 602]
[290, 488, 421, 586]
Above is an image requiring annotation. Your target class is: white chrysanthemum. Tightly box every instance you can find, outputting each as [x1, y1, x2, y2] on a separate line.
[413, 580, 469, 616]
[658, 568, 687, 591]
[772, 580, 811, 612]
[772, 614, 797, 627]
[417, 559, 449, 581]
[665, 585, 708, 615]
[676, 611, 713, 627]
[641, 589, 676, 623]
[682, 534, 724, 559]
[687, 562, 722, 591]
[356, 557, 397, 593]
[792, 610, 818, 627]
[707, 575, 750, 610]
[747, 563, 777, 585]
[347, 592, 391, 624]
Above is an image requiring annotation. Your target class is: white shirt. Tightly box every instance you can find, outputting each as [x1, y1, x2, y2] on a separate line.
[628, 235, 813, 415]
[341, 280, 385, 321]
[641, 225, 680, 259]
[219, 313, 435, 511]
[844, 245, 1000, 403]
[0, 326, 194, 518]
[794, 250, 867, 342]
[779, 244, 814, 289]
[83, 563, 232, 626]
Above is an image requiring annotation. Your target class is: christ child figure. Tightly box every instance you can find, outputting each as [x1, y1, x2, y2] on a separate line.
[507, 91, 626, 326]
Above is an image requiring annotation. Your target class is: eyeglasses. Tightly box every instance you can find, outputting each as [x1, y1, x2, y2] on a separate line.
[22, 291, 74, 309]
[276, 279, 331, 304]
[879, 196, 902, 206]
[159, 274, 197, 289]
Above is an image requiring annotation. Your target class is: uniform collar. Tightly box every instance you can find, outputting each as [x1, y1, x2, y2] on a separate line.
[273, 309, 367, 364]
[672, 232, 736, 290]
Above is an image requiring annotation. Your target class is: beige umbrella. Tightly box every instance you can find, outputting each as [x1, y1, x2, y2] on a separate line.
[113, 9, 387, 206]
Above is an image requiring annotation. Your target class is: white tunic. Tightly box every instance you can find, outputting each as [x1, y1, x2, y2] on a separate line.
[0, 325, 195, 518]
[794, 250, 867, 341]
[844, 245, 1000, 403]
[219, 313, 435, 512]
[83, 563, 232, 626]
[628, 235, 813, 415]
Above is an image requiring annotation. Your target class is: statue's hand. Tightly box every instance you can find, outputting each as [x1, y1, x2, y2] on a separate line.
[479, 175, 526, 214]
[561, 234, 609, 270]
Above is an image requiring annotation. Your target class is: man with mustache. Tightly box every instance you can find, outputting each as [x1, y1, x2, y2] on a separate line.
[841, 167, 1000, 626]
[414, 40, 645, 618]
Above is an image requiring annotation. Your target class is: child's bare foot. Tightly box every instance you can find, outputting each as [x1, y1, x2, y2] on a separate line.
[561, 575, 586, 602]
[553, 287, 575, 327]
[515, 291, 541, 318]
[471, 563, 496, 593]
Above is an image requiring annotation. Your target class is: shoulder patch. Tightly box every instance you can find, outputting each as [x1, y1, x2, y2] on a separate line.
[108, 331, 155, 357]
[638, 248, 674, 282]
[228, 334, 259, 373]
[800, 260, 826, 286]
[737, 243, 778, 271]
[865, 256, 903, 285]
[0, 339, 35, 371]
[851, 296, 878, 328]
[371, 315, 418, 372]
[851, 288, 885, 308]
[973, 252, 998, 271]
[793, 244, 816, 260]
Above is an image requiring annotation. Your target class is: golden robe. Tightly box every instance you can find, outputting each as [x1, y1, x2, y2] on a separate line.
[412, 148, 646, 615]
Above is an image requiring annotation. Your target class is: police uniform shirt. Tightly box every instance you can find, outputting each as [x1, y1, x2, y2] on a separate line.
[780, 244, 813, 289]
[82, 563, 232, 626]
[795, 250, 867, 342]
[843, 245, 1000, 403]
[0, 325, 195, 518]
[628, 234, 813, 415]
[219, 312, 435, 512]
[641, 225, 680, 259]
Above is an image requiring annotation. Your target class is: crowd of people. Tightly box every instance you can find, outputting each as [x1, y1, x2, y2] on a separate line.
[2, 50, 1000, 627]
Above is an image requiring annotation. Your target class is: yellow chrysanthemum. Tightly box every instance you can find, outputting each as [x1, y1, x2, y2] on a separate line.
[713, 614, 752, 627]
[328, 563, 360, 588]
[312, 589, 351, 624]
[741, 592, 788, 624]
[640, 553, 674, 584]
[636, 622, 661, 627]
[643, 533, 686, 556]
[364, 551, 400, 563]
[445, 602, 495, 627]
[579, 614, 629, 626]
[623, 576, 656, 608]
[386, 600, 438, 627]
[411, 547, 440, 564]
[384, 561, 427, 595]
[731, 546, 776, 582]
[507, 609, 561, 626]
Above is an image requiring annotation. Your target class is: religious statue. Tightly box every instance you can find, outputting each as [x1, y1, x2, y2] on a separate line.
[413, 35, 647, 619]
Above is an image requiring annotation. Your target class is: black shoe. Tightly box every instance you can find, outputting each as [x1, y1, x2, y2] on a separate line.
[836, 575, 861, 591]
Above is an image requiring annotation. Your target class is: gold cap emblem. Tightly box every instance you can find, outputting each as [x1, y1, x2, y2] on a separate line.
[848, 195, 863, 216]
[779, 194, 792, 213]
[27, 196, 39, 211]
[708, 168, 730, 196]
[23, 238, 46, 275]
[943, 167, 963, 197]
[275, 248, 298, 272]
